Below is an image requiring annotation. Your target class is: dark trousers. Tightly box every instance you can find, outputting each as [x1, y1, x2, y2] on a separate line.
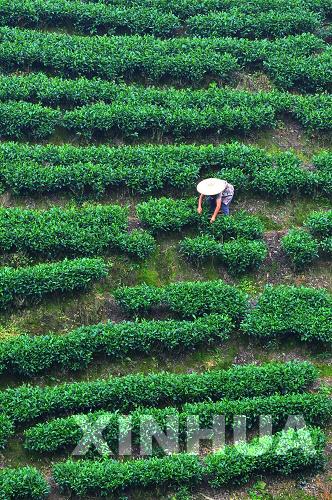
[206, 196, 230, 216]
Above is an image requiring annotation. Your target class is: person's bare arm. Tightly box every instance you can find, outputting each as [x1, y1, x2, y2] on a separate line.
[210, 198, 221, 223]
[197, 194, 204, 214]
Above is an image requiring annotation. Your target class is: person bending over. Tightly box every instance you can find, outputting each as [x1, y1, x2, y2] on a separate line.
[197, 178, 234, 223]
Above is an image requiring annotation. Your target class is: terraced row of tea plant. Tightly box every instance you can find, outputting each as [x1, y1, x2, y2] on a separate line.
[0, 358, 330, 497]
[0, 0, 330, 498]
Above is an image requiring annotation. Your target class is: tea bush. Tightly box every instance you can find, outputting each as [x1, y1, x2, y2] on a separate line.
[0, 140, 276, 196]
[0, 258, 107, 310]
[251, 162, 312, 199]
[180, 237, 268, 274]
[0, 315, 233, 376]
[137, 199, 264, 238]
[0, 73, 279, 108]
[313, 150, 332, 172]
[1, 145, 328, 198]
[57, 0, 332, 18]
[0, 161, 199, 196]
[0, 467, 49, 499]
[137, 197, 267, 273]
[62, 101, 276, 139]
[52, 427, 325, 496]
[291, 93, 332, 130]
[0, 362, 317, 424]
[0, 27, 243, 82]
[0, 0, 181, 37]
[137, 197, 198, 232]
[0, 0, 331, 493]
[0, 75, 285, 111]
[1, 78, 332, 140]
[204, 427, 326, 487]
[115, 230, 156, 260]
[220, 238, 268, 274]
[162, 280, 248, 319]
[0, 101, 60, 139]
[199, 211, 265, 239]
[305, 210, 332, 238]
[183, 392, 331, 429]
[0, 414, 14, 448]
[281, 229, 319, 269]
[0, 205, 155, 259]
[216, 167, 250, 192]
[0, 141, 293, 170]
[179, 236, 221, 261]
[113, 279, 248, 320]
[320, 237, 332, 256]
[264, 50, 332, 93]
[314, 169, 332, 198]
[5, 141, 331, 196]
[241, 285, 332, 344]
[0, 28, 327, 88]
[1, 1, 322, 39]
[188, 9, 321, 39]
[24, 393, 331, 454]
[282, 210, 332, 268]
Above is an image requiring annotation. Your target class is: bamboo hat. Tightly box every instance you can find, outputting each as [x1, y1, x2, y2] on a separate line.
[197, 178, 227, 196]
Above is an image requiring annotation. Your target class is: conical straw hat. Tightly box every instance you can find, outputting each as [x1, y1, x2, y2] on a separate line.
[197, 178, 227, 196]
